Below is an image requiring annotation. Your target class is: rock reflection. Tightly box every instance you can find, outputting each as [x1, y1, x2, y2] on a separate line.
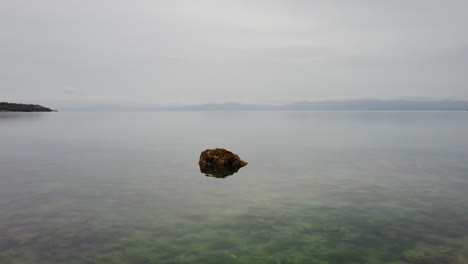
[199, 164, 240, 178]
[0, 112, 45, 123]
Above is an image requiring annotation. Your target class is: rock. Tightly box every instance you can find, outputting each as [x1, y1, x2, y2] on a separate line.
[199, 148, 248, 178]
[402, 248, 458, 264]
[199, 148, 248, 169]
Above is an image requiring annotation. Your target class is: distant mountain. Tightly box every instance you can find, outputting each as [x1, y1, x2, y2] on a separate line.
[280, 99, 468, 111]
[178, 103, 278, 111]
[177, 100, 468, 111]
[0, 102, 54, 112]
[48, 99, 468, 112]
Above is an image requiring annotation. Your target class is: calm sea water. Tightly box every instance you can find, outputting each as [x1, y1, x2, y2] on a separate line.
[1, 111, 467, 264]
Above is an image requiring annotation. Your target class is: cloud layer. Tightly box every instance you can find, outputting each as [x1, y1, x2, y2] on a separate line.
[1, 0, 467, 105]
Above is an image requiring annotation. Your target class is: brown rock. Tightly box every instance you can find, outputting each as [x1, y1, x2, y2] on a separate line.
[199, 148, 248, 178]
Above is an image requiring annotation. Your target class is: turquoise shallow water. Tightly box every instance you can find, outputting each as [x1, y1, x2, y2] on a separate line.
[1, 111, 467, 264]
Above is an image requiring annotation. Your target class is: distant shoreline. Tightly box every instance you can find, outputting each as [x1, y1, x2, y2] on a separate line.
[0, 102, 55, 112]
[51, 99, 468, 112]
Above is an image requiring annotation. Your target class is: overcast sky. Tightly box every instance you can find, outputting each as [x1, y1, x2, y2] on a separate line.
[1, 0, 467, 105]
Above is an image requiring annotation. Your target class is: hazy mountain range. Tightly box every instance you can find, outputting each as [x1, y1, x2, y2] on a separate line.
[44, 99, 468, 112]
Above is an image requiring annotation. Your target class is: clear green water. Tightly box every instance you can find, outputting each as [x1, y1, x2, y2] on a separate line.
[1, 112, 467, 264]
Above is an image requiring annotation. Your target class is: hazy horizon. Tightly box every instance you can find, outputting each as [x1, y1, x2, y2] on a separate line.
[2, 0, 468, 105]
[14, 96, 468, 108]
[4, 97, 466, 112]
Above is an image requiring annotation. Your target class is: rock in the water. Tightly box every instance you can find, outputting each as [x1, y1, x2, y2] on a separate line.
[402, 248, 458, 264]
[199, 148, 248, 178]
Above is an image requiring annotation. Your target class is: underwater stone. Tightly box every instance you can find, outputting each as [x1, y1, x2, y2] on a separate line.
[402, 249, 458, 264]
[199, 148, 247, 178]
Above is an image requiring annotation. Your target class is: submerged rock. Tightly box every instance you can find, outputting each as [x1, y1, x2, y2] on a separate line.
[402, 248, 460, 264]
[199, 148, 248, 178]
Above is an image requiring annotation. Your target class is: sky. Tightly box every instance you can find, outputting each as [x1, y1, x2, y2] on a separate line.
[1, 0, 468, 105]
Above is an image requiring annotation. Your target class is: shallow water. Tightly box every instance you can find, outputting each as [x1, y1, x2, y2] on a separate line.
[1, 111, 467, 264]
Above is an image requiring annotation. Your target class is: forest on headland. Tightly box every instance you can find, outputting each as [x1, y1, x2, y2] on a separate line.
[0, 102, 54, 112]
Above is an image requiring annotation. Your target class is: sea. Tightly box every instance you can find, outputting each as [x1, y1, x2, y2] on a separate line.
[1, 111, 467, 264]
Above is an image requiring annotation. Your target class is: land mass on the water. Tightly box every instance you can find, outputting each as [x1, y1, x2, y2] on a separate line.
[177, 99, 468, 111]
[54, 99, 468, 112]
[0, 102, 55, 112]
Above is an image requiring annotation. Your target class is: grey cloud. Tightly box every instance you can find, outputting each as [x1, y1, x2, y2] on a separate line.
[1, 0, 467, 104]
